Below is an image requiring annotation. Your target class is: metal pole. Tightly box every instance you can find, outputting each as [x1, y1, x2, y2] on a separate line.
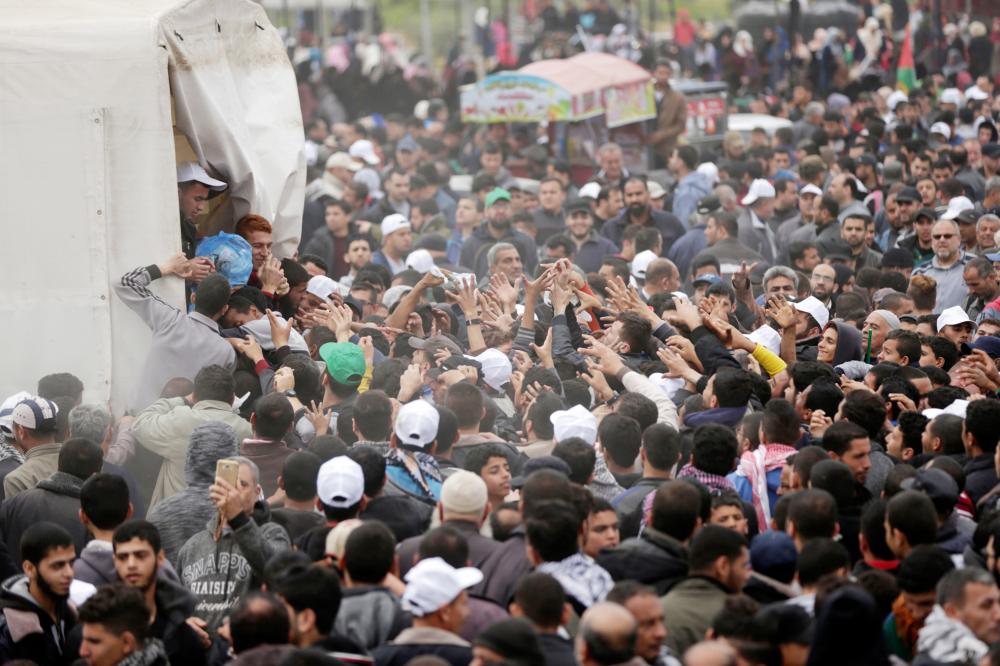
[421, 0, 433, 63]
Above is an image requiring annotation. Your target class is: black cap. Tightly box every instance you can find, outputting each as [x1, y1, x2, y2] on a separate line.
[474, 618, 547, 666]
[696, 194, 722, 215]
[902, 468, 959, 515]
[565, 197, 592, 215]
[915, 207, 937, 221]
[983, 143, 1000, 159]
[956, 208, 980, 224]
[896, 187, 920, 203]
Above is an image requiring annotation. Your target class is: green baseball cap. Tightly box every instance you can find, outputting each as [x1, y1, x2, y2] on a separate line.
[318, 342, 366, 386]
[485, 187, 512, 207]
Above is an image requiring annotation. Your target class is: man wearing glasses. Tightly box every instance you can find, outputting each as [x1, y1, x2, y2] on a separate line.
[912, 219, 975, 311]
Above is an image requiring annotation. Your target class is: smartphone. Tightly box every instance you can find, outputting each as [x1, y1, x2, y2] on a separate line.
[215, 459, 240, 488]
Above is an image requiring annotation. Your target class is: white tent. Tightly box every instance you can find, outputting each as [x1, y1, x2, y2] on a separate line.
[0, 0, 306, 409]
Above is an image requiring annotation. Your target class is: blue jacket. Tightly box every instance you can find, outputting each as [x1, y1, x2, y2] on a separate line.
[672, 171, 712, 225]
[728, 467, 783, 512]
[667, 226, 707, 280]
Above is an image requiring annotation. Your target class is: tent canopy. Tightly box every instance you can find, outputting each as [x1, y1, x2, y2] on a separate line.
[460, 52, 656, 128]
[0, 0, 305, 408]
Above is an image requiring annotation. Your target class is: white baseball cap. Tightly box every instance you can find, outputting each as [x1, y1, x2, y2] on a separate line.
[937, 306, 973, 331]
[551, 404, 598, 445]
[349, 139, 380, 166]
[800, 184, 823, 197]
[382, 285, 413, 311]
[940, 196, 974, 221]
[472, 349, 512, 391]
[401, 557, 483, 617]
[405, 248, 436, 273]
[940, 88, 964, 106]
[741, 179, 776, 206]
[929, 122, 952, 139]
[966, 86, 990, 101]
[176, 161, 228, 192]
[316, 456, 366, 508]
[746, 325, 782, 356]
[648, 181, 667, 200]
[886, 90, 908, 111]
[381, 214, 411, 238]
[631, 250, 658, 281]
[578, 182, 602, 200]
[394, 400, 440, 449]
[697, 162, 719, 184]
[306, 275, 344, 301]
[794, 295, 830, 330]
[325, 152, 362, 172]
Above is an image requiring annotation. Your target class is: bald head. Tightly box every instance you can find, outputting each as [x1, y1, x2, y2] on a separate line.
[645, 258, 679, 295]
[683, 640, 737, 666]
[576, 602, 638, 666]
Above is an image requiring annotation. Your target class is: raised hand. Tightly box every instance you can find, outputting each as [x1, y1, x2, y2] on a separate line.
[233, 335, 264, 363]
[259, 256, 284, 293]
[765, 296, 797, 331]
[580, 335, 625, 376]
[265, 309, 293, 348]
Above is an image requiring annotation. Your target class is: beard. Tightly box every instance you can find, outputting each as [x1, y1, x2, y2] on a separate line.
[489, 216, 511, 231]
[628, 202, 646, 216]
[37, 571, 69, 603]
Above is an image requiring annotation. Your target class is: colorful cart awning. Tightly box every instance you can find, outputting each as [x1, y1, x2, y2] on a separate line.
[460, 52, 656, 128]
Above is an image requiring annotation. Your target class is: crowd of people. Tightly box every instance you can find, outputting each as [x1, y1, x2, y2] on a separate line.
[5, 3, 1000, 666]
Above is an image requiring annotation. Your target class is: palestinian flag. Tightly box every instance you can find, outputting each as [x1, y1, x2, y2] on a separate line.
[897, 24, 917, 93]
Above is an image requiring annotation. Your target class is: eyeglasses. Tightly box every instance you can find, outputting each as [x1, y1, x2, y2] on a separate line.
[932, 233, 956, 240]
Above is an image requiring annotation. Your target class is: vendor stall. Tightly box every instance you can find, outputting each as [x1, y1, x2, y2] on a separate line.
[460, 52, 657, 181]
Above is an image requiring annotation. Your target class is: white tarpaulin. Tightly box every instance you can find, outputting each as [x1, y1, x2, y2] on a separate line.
[0, 0, 305, 409]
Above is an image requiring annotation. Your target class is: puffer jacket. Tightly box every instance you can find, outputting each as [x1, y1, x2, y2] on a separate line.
[0, 471, 87, 558]
[147, 421, 239, 565]
[0, 574, 76, 665]
[335, 585, 410, 650]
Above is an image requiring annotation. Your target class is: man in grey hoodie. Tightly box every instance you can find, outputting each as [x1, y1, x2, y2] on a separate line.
[175, 456, 290, 632]
[147, 421, 239, 565]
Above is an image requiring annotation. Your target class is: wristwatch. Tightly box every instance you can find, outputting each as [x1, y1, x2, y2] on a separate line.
[283, 389, 297, 397]
[466, 318, 482, 326]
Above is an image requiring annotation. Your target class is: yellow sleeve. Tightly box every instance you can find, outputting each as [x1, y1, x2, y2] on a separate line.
[751, 344, 787, 377]
[357, 365, 373, 393]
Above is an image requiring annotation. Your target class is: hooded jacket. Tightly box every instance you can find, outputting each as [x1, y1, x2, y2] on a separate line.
[73, 540, 180, 587]
[175, 509, 290, 631]
[147, 421, 239, 565]
[335, 585, 410, 650]
[596, 526, 689, 595]
[0, 574, 76, 665]
[0, 471, 87, 558]
[827, 320, 863, 366]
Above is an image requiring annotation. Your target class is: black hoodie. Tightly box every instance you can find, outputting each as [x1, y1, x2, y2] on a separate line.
[0, 574, 76, 665]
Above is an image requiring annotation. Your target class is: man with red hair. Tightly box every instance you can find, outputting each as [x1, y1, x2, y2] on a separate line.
[235, 215, 286, 302]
